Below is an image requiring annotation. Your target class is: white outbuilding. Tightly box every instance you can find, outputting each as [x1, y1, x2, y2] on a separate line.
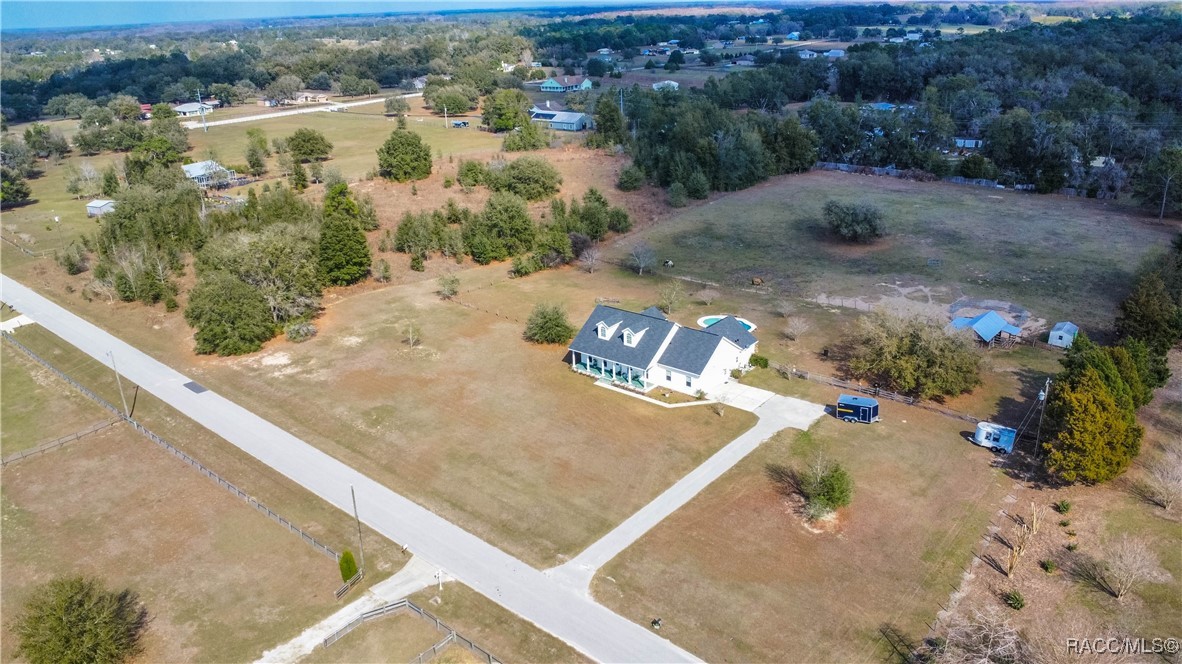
[1048, 322, 1079, 349]
[86, 199, 116, 217]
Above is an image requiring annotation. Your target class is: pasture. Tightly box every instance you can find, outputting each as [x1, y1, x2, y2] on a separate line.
[624, 170, 1177, 332]
[594, 397, 1011, 662]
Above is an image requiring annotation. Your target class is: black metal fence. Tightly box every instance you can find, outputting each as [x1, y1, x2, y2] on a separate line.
[1, 331, 340, 562]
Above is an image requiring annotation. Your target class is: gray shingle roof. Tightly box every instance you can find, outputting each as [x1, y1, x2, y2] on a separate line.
[657, 327, 723, 375]
[704, 316, 757, 349]
[569, 305, 675, 369]
[640, 306, 667, 320]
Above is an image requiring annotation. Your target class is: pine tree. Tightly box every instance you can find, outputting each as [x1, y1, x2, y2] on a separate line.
[319, 215, 371, 286]
[377, 129, 432, 182]
[290, 161, 308, 191]
[1044, 366, 1142, 484]
[1115, 273, 1182, 355]
[101, 165, 120, 197]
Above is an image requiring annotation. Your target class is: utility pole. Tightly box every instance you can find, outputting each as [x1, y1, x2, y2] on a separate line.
[107, 350, 130, 418]
[443, 105, 448, 128]
[196, 89, 208, 133]
[1033, 378, 1051, 458]
[350, 484, 366, 572]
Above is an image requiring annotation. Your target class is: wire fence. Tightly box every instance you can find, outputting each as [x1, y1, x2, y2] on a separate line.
[773, 363, 982, 425]
[1, 418, 121, 466]
[322, 598, 502, 664]
[1, 331, 340, 562]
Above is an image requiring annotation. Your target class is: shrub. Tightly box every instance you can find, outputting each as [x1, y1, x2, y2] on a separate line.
[495, 156, 562, 201]
[607, 207, 632, 233]
[617, 165, 646, 191]
[374, 258, 392, 283]
[14, 576, 148, 664]
[824, 200, 884, 243]
[1066, 543, 1079, 552]
[410, 254, 425, 272]
[750, 354, 770, 369]
[1040, 559, 1058, 574]
[55, 242, 89, 275]
[1054, 500, 1072, 514]
[1003, 590, 1025, 610]
[511, 254, 543, 278]
[799, 457, 853, 518]
[1059, 519, 1071, 527]
[667, 182, 688, 207]
[338, 550, 359, 582]
[185, 272, 276, 356]
[285, 321, 317, 342]
[438, 274, 460, 299]
[458, 160, 487, 187]
[730, 368, 743, 379]
[443, 176, 454, 188]
[524, 303, 575, 344]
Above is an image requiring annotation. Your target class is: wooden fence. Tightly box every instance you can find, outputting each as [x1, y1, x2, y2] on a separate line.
[1, 418, 121, 466]
[334, 570, 365, 599]
[1, 331, 341, 562]
[322, 598, 502, 664]
[774, 363, 982, 425]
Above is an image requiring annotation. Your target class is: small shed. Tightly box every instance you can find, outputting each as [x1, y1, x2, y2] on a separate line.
[973, 422, 1016, 454]
[86, 199, 116, 217]
[836, 394, 880, 424]
[951, 311, 1022, 346]
[1048, 322, 1079, 349]
[652, 80, 680, 91]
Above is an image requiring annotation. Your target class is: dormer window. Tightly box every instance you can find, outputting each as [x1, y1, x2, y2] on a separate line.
[597, 322, 610, 339]
[623, 329, 636, 347]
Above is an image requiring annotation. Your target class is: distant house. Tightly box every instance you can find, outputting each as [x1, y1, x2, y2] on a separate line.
[867, 102, 897, 112]
[798, 50, 818, 59]
[411, 76, 429, 90]
[732, 54, 757, 66]
[173, 102, 214, 117]
[1048, 322, 1079, 349]
[539, 76, 592, 93]
[293, 91, 329, 104]
[182, 160, 238, 189]
[85, 199, 115, 217]
[951, 311, 1022, 346]
[568, 305, 758, 395]
[652, 80, 680, 91]
[786, 31, 801, 40]
[824, 49, 846, 58]
[139, 103, 153, 120]
[889, 37, 907, 44]
[681, 48, 699, 55]
[954, 137, 984, 150]
[905, 32, 923, 41]
[597, 47, 613, 55]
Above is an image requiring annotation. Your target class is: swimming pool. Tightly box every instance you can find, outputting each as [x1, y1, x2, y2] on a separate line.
[697, 315, 757, 332]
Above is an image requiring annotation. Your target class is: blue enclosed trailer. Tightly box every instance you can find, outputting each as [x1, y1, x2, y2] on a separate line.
[973, 422, 1016, 454]
[836, 394, 880, 423]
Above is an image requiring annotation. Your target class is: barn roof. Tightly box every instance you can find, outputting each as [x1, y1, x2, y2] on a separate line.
[950, 311, 1021, 342]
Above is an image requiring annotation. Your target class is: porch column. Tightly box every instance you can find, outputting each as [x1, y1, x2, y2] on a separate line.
[571, 351, 576, 368]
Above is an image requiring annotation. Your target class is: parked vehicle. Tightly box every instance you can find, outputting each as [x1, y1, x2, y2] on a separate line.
[836, 394, 880, 424]
[972, 422, 1016, 454]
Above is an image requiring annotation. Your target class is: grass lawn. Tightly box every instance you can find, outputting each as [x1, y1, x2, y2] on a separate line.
[0, 421, 346, 663]
[1, 342, 115, 456]
[625, 170, 1178, 332]
[301, 613, 444, 664]
[408, 583, 590, 663]
[593, 401, 1010, 662]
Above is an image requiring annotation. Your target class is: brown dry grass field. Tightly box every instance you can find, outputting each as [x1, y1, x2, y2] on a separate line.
[593, 389, 1012, 663]
[0, 421, 344, 663]
[2, 323, 411, 582]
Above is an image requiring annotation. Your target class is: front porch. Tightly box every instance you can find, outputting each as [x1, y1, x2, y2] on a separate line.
[571, 354, 650, 392]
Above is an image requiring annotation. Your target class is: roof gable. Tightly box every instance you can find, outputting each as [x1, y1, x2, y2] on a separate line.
[951, 311, 1021, 342]
[570, 305, 676, 368]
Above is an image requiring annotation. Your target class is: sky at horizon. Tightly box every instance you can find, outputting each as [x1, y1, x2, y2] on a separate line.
[0, 0, 709, 32]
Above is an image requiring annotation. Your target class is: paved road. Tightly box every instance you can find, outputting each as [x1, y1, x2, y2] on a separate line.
[182, 93, 419, 129]
[0, 276, 698, 664]
[548, 392, 824, 591]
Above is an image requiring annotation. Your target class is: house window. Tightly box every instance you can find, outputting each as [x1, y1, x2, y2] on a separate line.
[686, 376, 693, 388]
[666, 370, 672, 381]
[623, 329, 634, 347]
[597, 322, 609, 340]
